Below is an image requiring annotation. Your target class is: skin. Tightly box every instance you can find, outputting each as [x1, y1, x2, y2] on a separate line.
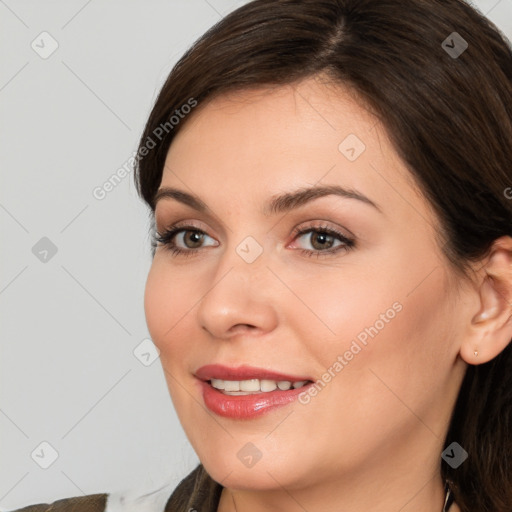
[144, 75, 512, 512]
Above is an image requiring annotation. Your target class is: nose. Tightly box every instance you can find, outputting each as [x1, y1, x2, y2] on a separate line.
[196, 239, 279, 340]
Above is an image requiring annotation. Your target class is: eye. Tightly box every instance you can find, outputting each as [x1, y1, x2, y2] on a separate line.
[289, 223, 355, 258]
[153, 224, 218, 257]
[153, 221, 356, 258]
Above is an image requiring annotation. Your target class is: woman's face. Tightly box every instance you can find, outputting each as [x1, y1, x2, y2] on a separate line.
[144, 76, 469, 494]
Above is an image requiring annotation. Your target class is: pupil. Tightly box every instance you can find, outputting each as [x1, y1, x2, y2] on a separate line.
[187, 231, 203, 248]
[313, 232, 331, 249]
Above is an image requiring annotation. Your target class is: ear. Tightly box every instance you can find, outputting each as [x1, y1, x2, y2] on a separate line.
[460, 236, 512, 365]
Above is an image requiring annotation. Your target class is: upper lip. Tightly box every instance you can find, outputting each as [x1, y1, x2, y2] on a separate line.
[195, 364, 313, 383]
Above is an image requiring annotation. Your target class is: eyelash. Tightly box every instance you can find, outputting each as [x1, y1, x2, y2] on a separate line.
[152, 222, 356, 259]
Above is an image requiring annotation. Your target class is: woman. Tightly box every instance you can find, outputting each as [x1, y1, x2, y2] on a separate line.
[9, 0, 512, 511]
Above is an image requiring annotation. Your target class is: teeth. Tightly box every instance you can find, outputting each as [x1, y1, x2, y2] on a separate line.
[223, 380, 240, 392]
[240, 379, 260, 392]
[209, 378, 309, 394]
[210, 378, 225, 390]
[260, 379, 277, 392]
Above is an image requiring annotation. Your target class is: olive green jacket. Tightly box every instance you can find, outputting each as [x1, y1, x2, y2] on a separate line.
[5, 464, 222, 512]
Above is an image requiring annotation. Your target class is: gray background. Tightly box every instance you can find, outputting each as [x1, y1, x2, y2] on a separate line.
[1, 0, 511, 509]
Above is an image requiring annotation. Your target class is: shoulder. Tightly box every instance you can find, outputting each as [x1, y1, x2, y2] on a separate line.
[4, 493, 108, 512]
[4, 480, 175, 512]
[5, 465, 222, 512]
[164, 464, 223, 512]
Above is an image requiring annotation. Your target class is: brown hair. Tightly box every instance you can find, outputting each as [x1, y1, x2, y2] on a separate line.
[134, 1, 512, 510]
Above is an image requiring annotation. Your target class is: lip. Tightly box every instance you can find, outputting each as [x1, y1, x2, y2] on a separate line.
[195, 364, 313, 383]
[194, 364, 314, 419]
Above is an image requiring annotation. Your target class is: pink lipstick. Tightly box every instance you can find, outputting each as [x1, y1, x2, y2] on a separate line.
[195, 364, 314, 419]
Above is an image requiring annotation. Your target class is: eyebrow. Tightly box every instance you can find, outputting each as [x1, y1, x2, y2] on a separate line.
[153, 184, 381, 215]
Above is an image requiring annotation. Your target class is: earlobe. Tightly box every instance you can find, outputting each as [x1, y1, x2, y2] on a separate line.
[460, 236, 512, 365]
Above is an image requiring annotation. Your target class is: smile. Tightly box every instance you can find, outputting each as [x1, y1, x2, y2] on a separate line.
[209, 378, 311, 395]
[194, 364, 315, 419]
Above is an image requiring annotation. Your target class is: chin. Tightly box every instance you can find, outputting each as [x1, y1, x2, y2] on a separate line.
[203, 458, 298, 491]
[196, 442, 312, 491]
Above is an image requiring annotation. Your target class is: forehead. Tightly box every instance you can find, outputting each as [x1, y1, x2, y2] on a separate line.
[159, 77, 431, 225]
[167, 78, 379, 161]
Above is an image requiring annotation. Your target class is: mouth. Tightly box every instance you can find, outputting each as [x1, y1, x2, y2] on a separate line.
[206, 377, 313, 395]
[194, 364, 315, 418]
[195, 363, 314, 383]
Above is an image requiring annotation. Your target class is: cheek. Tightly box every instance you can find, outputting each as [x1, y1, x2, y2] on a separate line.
[143, 263, 166, 346]
[144, 261, 191, 355]
[144, 263, 197, 408]
[287, 247, 454, 404]
[280, 260, 402, 355]
[339, 264, 456, 415]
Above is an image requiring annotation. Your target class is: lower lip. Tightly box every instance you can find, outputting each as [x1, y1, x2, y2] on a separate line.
[199, 379, 313, 419]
